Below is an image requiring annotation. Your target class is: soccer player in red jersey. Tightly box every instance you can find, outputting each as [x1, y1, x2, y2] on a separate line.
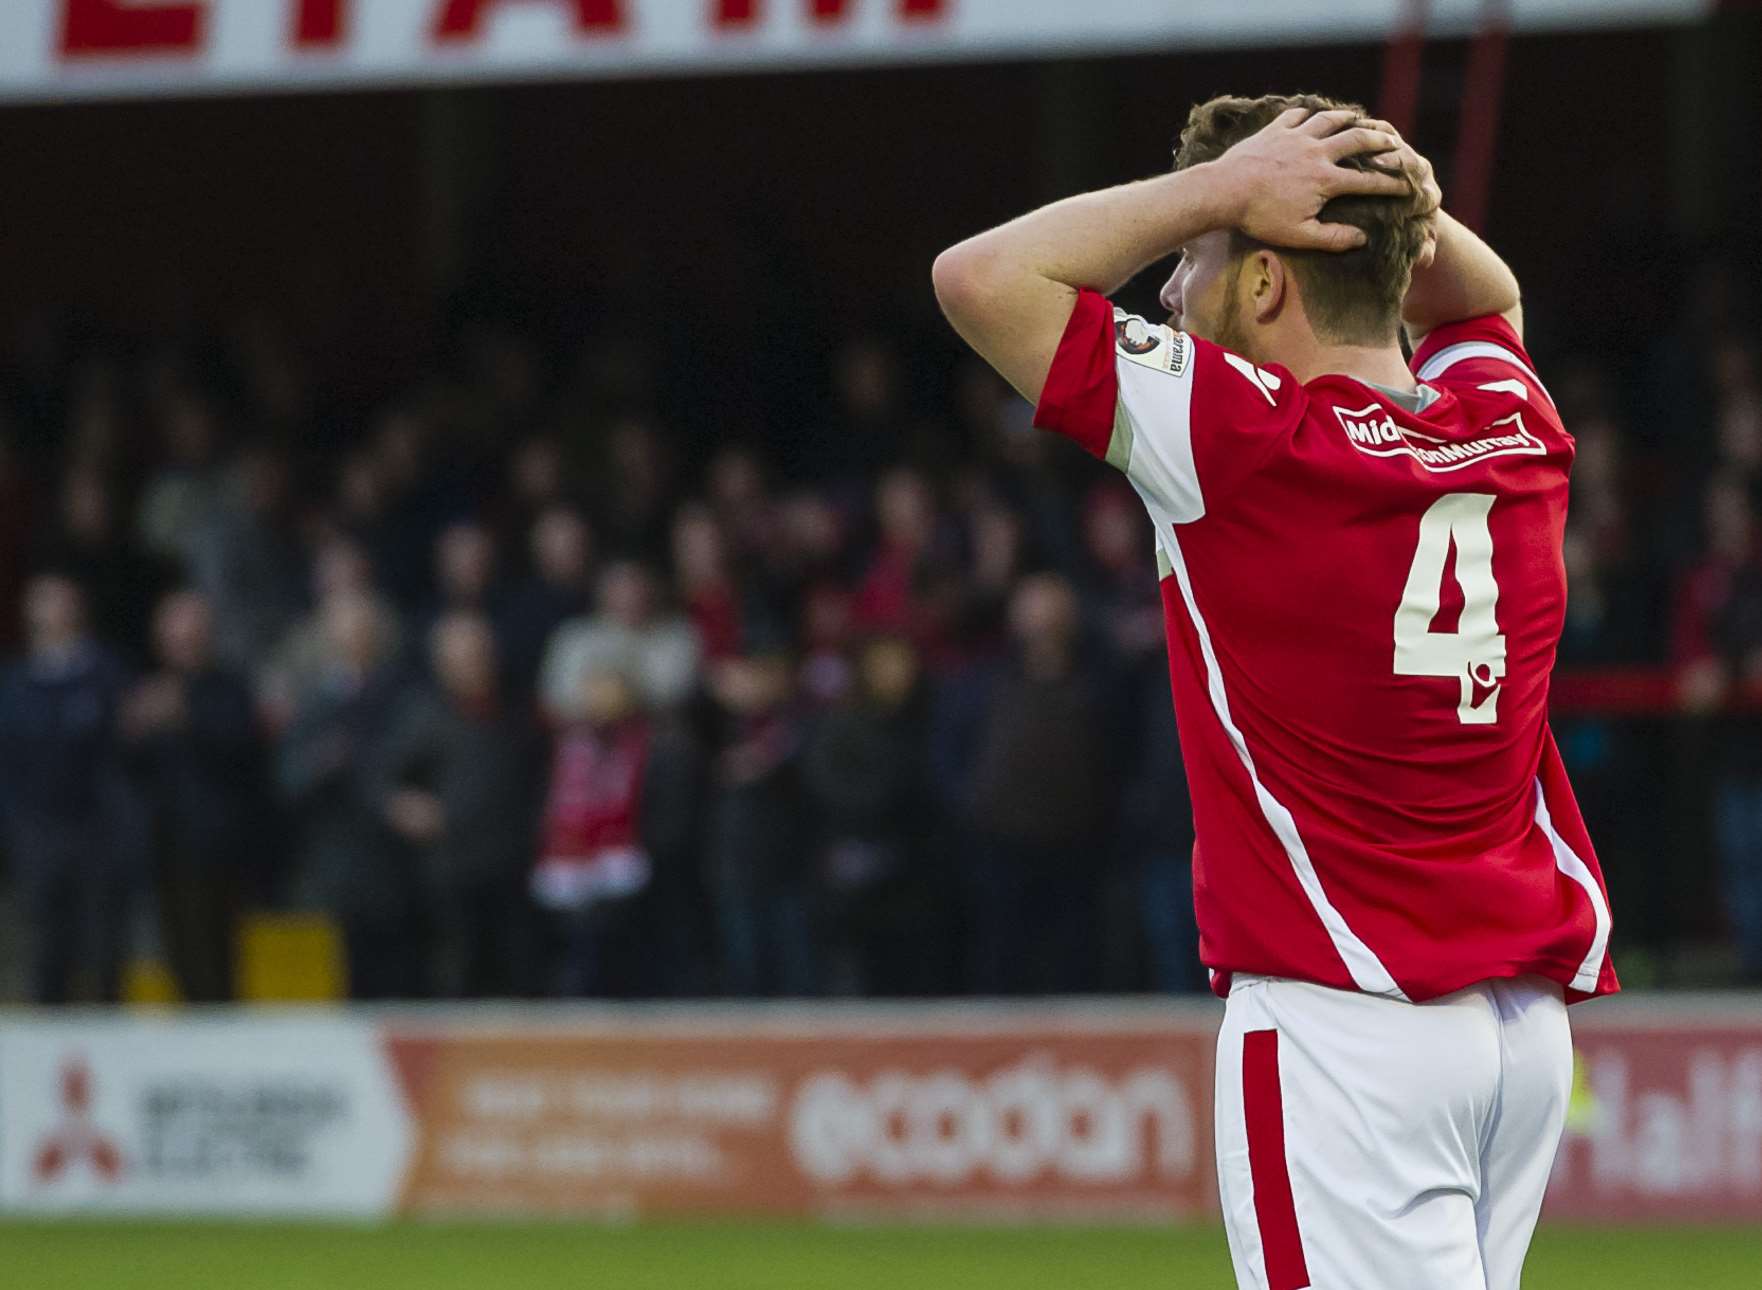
[933, 94, 1617, 1289]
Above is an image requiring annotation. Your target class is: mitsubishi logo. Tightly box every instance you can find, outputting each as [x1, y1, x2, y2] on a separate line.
[32, 1057, 125, 1184]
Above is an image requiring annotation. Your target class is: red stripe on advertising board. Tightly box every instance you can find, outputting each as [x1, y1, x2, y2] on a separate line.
[294, 0, 345, 47]
[721, 0, 943, 24]
[60, 0, 204, 57]
[433, 0, 627, 42]
[1243, 1030, 1310, 1290]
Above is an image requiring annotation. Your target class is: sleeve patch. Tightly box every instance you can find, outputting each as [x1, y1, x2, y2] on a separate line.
[1114, 313, 1162, 355]
[1113, 311, 1191, 377]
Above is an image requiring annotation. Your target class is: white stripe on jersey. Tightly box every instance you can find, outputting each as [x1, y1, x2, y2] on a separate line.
[1114, 319, 1205, 522]
[1155, 521, 1408, 1000]
[1532, 778, 1613, 993]
[1417, 341, 1556, 408]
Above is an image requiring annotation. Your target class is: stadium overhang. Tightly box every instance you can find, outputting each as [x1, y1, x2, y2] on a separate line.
[0, 0, 1718, 105]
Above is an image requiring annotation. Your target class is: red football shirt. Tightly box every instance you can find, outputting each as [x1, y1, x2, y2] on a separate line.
[1035, 289, 1618, 1003]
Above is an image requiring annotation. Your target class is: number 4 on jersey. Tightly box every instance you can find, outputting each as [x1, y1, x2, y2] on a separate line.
[1395, 493, 1506, 725]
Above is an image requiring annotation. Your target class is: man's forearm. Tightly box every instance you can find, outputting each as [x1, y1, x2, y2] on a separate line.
[934, 110, 1408, 403]
[942, 163, 1235, 299]
[932, 164, 1236, 400]
[1403, 210, 1523, 341]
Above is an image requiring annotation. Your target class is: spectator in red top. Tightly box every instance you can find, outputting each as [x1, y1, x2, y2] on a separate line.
[1673, 473, 1762, 684]
[533, 665, 658, 995]
[853, 468, 957, 666]
[672, 502, 742, 663]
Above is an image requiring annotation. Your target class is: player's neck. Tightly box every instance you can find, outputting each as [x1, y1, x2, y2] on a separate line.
[1269, 334, 1418, 392]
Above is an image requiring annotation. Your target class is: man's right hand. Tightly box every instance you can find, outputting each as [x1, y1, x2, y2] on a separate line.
[1213, 107, 1412, 253]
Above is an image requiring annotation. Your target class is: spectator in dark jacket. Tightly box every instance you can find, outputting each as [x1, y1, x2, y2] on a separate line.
[261, 535, 403, 730]
[120, 590, 265, 1002]
[275, 588, 412, 999]
[933, 574, 1116, 995]
[417, 521, 511, 670]
[36, 467, 174, 663]
[1120, 663, 1202, 993]
[372, 613, 542, 998]
[802, 635, 941, 996]
[0, 433, 37, 655]
[501, 505, 594, 698]
[1078, 482, 1165, 670]
[706, 629, 816, 996]
[0, 574, 142, 1002]
[184, 444, 308, 679]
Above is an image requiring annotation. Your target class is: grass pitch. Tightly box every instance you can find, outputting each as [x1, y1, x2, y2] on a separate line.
[0, 1221, 1755, 1289]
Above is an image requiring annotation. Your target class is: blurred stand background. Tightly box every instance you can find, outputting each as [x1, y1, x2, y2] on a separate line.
[0, 1, 1759, 1006]
[0, 0, 1758, 1241]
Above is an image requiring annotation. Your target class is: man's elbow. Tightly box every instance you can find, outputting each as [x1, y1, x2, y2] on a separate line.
[931, 241, 997, 324]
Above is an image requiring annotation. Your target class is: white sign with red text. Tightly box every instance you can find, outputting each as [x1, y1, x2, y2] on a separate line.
[2, 999, 1758, 1221]
[1550, 1020, 1762, 1223]
[0, 0, 1715, 104]
[0, 1015, 412, 1216]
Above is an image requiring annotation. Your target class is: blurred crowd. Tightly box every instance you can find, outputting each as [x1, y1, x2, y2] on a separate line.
[1, 269, 1760, 1003]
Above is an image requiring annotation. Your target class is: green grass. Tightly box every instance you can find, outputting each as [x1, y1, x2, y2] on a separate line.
[0, 1221, 1755, 1289]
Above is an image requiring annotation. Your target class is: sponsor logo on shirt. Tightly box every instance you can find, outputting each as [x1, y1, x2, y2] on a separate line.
[1114, 315, 1161, 356]
[1113, 314, 1191, 378]
[1165, 331, 1189, 377]
[1332, 404, 1545, 472]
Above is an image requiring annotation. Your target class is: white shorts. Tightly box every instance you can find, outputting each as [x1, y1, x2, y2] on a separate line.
[1215, 973, 1571, 1290]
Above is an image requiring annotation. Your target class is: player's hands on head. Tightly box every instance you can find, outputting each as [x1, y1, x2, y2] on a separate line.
[1213, 106, 1410, 253]
[1359, 118, 1442, 269]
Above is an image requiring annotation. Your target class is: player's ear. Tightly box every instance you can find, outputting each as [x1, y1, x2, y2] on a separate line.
[1249, 250, 1286, 324]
